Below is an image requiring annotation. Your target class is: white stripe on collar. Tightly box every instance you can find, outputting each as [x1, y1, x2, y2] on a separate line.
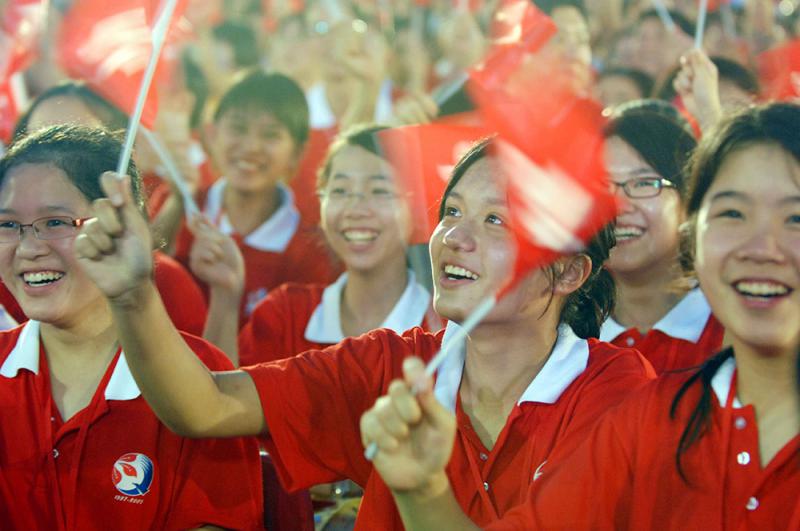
[710, 355, 742, 408]
[433, 323, 589, 413]
[204, 180, 300, 253]
[0, 321, 140, 400]
[600, 288, 712, 344]
[304, 269, 431, 344]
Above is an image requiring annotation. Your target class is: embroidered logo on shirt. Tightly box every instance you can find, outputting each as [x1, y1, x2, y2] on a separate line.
[533, 460, 547, 482]
[112, 453, 154, 499]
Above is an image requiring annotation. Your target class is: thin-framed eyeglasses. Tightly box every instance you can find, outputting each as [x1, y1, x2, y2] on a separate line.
[610, 176, 676, 199]
[0, 216, 92, 243]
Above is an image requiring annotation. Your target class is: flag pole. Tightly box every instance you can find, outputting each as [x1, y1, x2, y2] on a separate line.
[650, 0, 676, 33]
[140, 128, 200, 218]
[364, 294, 497, 461]
[116, 0, 179, 176]
[694, 0, 708, 50]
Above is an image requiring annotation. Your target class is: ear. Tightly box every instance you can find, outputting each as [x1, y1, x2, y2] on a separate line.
[553, 254, 592, 297]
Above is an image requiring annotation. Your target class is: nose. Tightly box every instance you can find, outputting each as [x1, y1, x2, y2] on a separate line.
[610, 183, 634, 213]
[735, 223, 787, 264]
[15, 226, 49, 259]
[441, 221, 476, 252]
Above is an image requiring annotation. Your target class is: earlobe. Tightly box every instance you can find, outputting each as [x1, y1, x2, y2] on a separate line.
[554, 255, 592, 296]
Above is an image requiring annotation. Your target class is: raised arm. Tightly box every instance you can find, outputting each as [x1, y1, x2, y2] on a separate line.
[74, 172, 264, 438]
[360, 357, 478, 531]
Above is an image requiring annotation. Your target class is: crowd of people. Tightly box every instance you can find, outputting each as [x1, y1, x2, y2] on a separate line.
[0, 0, 798, 529]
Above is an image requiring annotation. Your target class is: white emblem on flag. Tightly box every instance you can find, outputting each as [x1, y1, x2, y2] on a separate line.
[76, 9, 153, 81]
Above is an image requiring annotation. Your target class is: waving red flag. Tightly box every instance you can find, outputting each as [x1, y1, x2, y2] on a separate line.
[467, 3, 618, 293]
[0, 0, 45, 80]
[57, 0, 191, 129]
[377, 124, 489, 245]
[758, 39, 800, 101]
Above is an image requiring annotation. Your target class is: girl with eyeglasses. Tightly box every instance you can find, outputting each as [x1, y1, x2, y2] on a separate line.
[358, 101, 800, 531]
[601, 100, 725, 374]
[0, 125, 262, 530]
[194, 125, 440, 368]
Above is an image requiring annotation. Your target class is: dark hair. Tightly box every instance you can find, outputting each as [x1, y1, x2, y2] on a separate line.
[604, 99, 697, 197]
[672, 102, 800, 482]
[0, 125, 146, 214]
[213, 70, 310, 149]
[13, 81, 128, 140]
[317, 124, 390, 190]
[656, 56, 759, 102]
[598, 66, 655, 99]
[638, 8, 695, 36]
[532, 0, 588, 18]
[438, 137, 616, 339]
[212, 20, 260, 68]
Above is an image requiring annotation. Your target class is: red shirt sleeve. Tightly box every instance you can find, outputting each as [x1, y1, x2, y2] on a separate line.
[241, 327, 440, 492]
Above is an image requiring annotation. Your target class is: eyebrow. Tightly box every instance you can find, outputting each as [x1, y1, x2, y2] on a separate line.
[0, 205, 77, 216]
[446, 191, 506, 207]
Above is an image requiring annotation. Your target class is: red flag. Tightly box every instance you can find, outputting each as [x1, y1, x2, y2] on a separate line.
[467, 7, 618, 293]
[377, 124, 489, 245]
[0, 0, 45, 80]
[758, 39, 800, 101]
[57, 0, 191, 129]
[0, 75, 24, 144]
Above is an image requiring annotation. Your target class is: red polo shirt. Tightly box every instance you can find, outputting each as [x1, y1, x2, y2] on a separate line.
[490, 355, 800, 530]
[238, 271, 440, 366]
[600, 288, 725, 374]
[242, 325, 655, 529]
[0, 322, 263, 531]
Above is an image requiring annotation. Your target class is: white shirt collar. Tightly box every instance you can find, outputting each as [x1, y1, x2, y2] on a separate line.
[434, 323, 590, 413]
[599, 288, 712, 343]
[304, 269, 431, 344]
[711, 355, 742, 408]
[0, 321, 140, 401]
[204, 180, 300, 253]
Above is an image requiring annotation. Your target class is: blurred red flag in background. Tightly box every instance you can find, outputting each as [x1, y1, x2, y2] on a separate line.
[57, 0, 192, 129]
[0, 0, 45, 143]
[758, 39, 800, 101]
[468, 0, 618, 294]
[377, 124, 489, 245]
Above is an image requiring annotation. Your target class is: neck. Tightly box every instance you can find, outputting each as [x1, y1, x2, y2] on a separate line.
[39, 304, 117, 366]
[462, 316, 559, 406]
[223, 183, 281, 236]
[340, 257, 409, 337]
[611, 260, 689, 332]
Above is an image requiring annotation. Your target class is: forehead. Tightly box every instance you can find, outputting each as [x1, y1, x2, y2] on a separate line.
[328, 144, 393, 179]
[604, 136, 652, 170]
[0, 163, 88, 209]
[448, 157, 507, 203]
[709, 143, 800, 199]
[218, 107, 285, 128]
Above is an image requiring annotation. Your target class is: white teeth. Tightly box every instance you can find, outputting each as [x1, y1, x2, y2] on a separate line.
[235, 160, 259, 171]
[734, 281, 790, 297]
[614, 226, 644, 240]
[23, 271, 64, 285]
[444, 264, 479, 280]
[343, 230, 378, 242]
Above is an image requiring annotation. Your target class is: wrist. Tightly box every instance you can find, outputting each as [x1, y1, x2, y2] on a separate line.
[395, 471, 450, 502]
[108, 279, 158, 312]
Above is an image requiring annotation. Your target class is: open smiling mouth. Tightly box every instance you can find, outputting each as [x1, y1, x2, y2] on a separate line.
[614, 226, 644, 242]
[23, 271, 64, 287]
[343, 230, 378, 243]
[443, 264, 480, 281]
[733, 280, 792, 299]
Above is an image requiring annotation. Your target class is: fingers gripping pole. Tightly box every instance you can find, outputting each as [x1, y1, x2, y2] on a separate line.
[364, 295, 497, 461]
[116, 0, 180, 177]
